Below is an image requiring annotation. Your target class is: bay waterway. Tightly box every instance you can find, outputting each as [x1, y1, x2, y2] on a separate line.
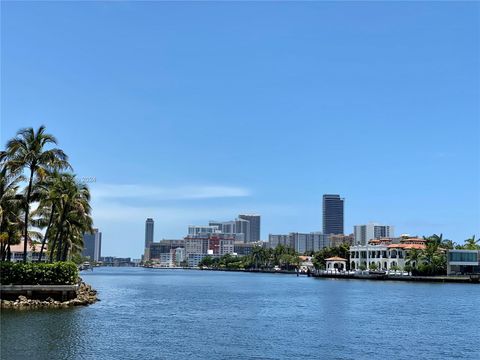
[2, 267, 479, 359]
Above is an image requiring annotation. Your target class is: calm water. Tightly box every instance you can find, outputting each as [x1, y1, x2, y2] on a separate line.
[1, 267, 479, 360]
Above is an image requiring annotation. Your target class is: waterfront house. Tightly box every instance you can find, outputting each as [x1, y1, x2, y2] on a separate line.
[349, 237, 427, 271]
[447, 249, 480, 275]
[7, 241, 47, 262]
[299, 255, 313, 272]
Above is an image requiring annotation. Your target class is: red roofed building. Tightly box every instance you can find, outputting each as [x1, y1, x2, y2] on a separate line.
[6, 241, 48, 262]
[349, 237, 426, 271]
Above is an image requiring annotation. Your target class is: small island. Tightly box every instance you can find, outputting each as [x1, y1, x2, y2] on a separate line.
[0, 126, 98, 309]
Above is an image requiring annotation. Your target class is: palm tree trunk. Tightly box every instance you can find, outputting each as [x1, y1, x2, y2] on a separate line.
[50, 206, 67, 263]
[6, 231, 12, 261]
[56, 225, 66, 262]
[23, 168, 34, 262]
[38, 204, 55, 262]
[61, 239, 70, 261]
[61, 228, 70, 261]
[1, 243, 6, 261]
[53, 204, 68, 262]
[48, 235, 57, 263]
[54, 226, 65, 262]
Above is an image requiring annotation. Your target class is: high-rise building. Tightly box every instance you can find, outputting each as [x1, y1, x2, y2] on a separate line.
[145, 218, 154, 248]
[238, 214, 261, 242]
[330, 233, 354, 247]
[268, 234, 292, 249]
[148, 239, 185, 260]
[322, 194, 344, 235]
[184, 233, 235, 267]
[234, 241, 263, 256]
[353, 223, 394, 245]
[235, 218, 251, 242]
[188, 225, 220, 236]
[82, 228, 102, 262]
[268, 232, 329, 253]
[207, 219, 250, 242]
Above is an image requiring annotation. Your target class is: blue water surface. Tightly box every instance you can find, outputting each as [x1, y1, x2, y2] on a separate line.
[1, 267, 479, 359]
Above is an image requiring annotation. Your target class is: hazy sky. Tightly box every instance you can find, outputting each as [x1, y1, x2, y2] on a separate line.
[2, 2, 479, 257]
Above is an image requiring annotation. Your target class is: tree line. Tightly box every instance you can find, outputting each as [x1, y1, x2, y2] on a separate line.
[199, 233, 480, 275]
[0, 126, 93, 263]
[199, 245, 301, 271]
[404, 234, 479, 276]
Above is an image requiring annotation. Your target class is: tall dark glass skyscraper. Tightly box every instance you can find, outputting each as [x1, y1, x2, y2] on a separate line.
[82, 228, 102, 262]
[145, 218, 154, 248]
[322, 194, 344, 235]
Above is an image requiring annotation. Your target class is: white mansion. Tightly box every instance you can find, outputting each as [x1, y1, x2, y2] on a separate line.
[349, 237, 427, 271]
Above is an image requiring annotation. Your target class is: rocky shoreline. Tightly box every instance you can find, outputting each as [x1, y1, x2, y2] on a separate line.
[1, 282, 99, 309]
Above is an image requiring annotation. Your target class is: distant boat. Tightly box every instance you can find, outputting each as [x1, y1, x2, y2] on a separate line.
[79, 262, 92, 271]
[368, 270, 386, 275]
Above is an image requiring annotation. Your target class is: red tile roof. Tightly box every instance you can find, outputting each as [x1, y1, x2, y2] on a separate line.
[8, 241, 47, 253]
[387, 244, 426, 250]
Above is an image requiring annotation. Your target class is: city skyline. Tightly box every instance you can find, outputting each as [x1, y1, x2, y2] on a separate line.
[2, 2, 478, 257]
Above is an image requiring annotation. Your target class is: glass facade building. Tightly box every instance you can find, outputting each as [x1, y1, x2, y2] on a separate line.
[322, 194, 344, 235]
[447, 250, 480, 275]
[145, 218, 154, 248]
[82, 228, 102, 262]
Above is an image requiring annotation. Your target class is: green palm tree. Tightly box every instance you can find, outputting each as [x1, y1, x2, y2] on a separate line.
[47, 174, 91, 262]
[0, 157, 25, 261]
[31, 171, 65, 262]
[424, 234, 443, 247]
[251, 246, 264, 269]
[0, 160, 24, 230]
[405, 248, 422, 269]
[440, 239, 456, 250]
[421, 236, 447, 275]
[463, 235, 480, 250]
[265, 248, 274, 269]
[3, 126, 70, 261]
[59, 208, 92, 261]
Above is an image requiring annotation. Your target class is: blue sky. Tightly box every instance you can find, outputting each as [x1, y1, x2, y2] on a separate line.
[2, 2, 479, 257]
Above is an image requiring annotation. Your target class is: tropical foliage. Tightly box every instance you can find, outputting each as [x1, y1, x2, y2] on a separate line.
[0, 261, 79, 285]
[416, 233, 480, 251]
[411, 234, 478, 275]
[0, 165, 24, 261]
[405, 248, 422, 270]
[0, 126, 93, 263]
[198, 245, 301, 271]
[312, 243, 350, 270]
[459, 235, 480, 250]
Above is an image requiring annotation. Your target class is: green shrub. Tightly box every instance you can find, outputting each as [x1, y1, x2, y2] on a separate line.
[0, 261, 79, 285]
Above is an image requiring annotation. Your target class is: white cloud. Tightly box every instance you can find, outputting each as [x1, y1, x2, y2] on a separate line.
[90, 201, 295, 224]
[87, 182, 297, 256]
[90, 183, 251, 201]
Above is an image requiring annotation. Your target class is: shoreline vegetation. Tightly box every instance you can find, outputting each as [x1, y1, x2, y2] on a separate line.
[1, 126, 98, 309]
[147, 234, 479, 278]
[148, 266, 480, 284]
[145, 234, 479, 283]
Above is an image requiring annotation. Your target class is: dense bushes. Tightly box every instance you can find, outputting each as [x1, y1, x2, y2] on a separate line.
[0, 261, 79, 285]
[411, 263, 447, 276]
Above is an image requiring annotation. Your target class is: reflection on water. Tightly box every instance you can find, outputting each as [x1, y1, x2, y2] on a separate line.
[2, 268, 479, 360]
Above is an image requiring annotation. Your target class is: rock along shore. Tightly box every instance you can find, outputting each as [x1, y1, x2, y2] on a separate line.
[0, 281, 99, 310]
